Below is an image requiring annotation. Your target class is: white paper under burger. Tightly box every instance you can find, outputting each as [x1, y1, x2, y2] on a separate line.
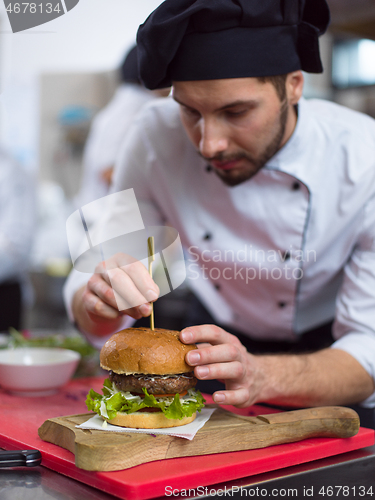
[77, 408, 215, 440]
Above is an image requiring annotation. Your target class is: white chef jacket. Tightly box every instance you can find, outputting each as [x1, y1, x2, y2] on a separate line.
[64, 96, 375, 406]
[76, 84, 157, 207]
[0, 148, 35, 302]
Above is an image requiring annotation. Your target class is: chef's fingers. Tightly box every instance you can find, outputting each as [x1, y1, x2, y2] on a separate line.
[180, 325, 240, 347]
[87, 272, 149, 319]
[87, 273, 119, 312]
[212, 388, 251, 407]
[105, 266, 157, 311]
[186, 343, 241, 367]
[84, 289, 144, 321]
[194, 360, 245, 382]
[82, 287, 121, 319]
[196, 342, 212, 349]
[94, 258, 159, 309]
[121, 306, 143, 320]
[93, 260, 111, 285]
[123, 260, 160, 301]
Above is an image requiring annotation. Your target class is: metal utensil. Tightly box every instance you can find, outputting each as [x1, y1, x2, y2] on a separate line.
[0, 449, 42, 468]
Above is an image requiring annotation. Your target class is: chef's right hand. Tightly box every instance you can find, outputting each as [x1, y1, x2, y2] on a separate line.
[81, 252, 160, 322]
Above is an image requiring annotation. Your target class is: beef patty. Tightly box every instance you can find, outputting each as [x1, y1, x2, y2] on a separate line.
[108, 371, 197, 394]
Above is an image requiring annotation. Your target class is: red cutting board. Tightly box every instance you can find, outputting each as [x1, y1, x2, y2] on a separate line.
[0, 377, 373, 500]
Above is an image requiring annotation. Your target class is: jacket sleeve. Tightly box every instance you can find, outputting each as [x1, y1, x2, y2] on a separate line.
[331, 193, 375, 407]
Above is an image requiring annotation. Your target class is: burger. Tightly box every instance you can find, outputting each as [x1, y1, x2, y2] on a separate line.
[86, 327, 205, 429]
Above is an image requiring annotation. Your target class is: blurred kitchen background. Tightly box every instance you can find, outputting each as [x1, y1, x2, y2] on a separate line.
[0, 0, 374, 335]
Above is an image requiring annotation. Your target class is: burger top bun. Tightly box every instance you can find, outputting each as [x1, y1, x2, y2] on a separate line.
[100, 327, 197, 375]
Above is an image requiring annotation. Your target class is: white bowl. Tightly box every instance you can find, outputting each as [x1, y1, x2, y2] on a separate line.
[0, 347, 81, 396]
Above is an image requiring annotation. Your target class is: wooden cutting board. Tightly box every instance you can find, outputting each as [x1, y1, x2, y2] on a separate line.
[38, 406, 360, 471]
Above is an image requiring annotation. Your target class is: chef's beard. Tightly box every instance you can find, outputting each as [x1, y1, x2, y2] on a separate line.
[203, 101, 289, 187]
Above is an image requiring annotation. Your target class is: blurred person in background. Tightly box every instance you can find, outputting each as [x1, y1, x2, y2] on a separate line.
[76, 45, 170, 208]
[0, 147, 35, 332]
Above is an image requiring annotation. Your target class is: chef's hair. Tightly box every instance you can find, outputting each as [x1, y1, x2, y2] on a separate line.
[257, 74, 288, 102]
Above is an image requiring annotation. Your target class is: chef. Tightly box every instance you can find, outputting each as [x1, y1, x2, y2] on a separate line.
[64, 0, 375, 424]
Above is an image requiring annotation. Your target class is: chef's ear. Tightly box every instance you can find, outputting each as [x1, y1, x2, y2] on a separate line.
[286, 71, 304, 105]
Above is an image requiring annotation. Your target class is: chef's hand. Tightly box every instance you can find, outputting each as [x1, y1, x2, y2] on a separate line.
[181, 326, 375, 409]
[77, 252, 159, 325]
[180, 325, 260, 408]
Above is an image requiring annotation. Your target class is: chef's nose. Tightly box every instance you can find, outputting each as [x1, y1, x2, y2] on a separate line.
[198, 119, 228, 159]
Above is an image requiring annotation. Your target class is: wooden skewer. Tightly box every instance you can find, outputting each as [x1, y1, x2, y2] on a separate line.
[147, 236, 155, 330]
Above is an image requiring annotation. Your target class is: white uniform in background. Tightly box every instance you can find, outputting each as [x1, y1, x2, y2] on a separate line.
[0, 148, 35, 303]
[76, 84, 157, 207]
[64, 97, 375, 407]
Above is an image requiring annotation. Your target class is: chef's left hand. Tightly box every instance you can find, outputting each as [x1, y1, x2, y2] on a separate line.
[180, 325, 261, 408]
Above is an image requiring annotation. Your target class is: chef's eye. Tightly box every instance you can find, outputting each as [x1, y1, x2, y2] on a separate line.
[225, 108, 247, 117]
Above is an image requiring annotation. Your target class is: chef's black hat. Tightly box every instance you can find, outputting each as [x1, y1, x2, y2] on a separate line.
[137, 0, 330, 89]
[120, 45, 141, 84]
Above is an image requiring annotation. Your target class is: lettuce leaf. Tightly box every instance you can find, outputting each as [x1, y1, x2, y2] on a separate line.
[86, 379, 205, 421]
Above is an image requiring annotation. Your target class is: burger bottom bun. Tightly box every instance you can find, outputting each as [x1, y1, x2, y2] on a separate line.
[105, 411, 196, 429]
